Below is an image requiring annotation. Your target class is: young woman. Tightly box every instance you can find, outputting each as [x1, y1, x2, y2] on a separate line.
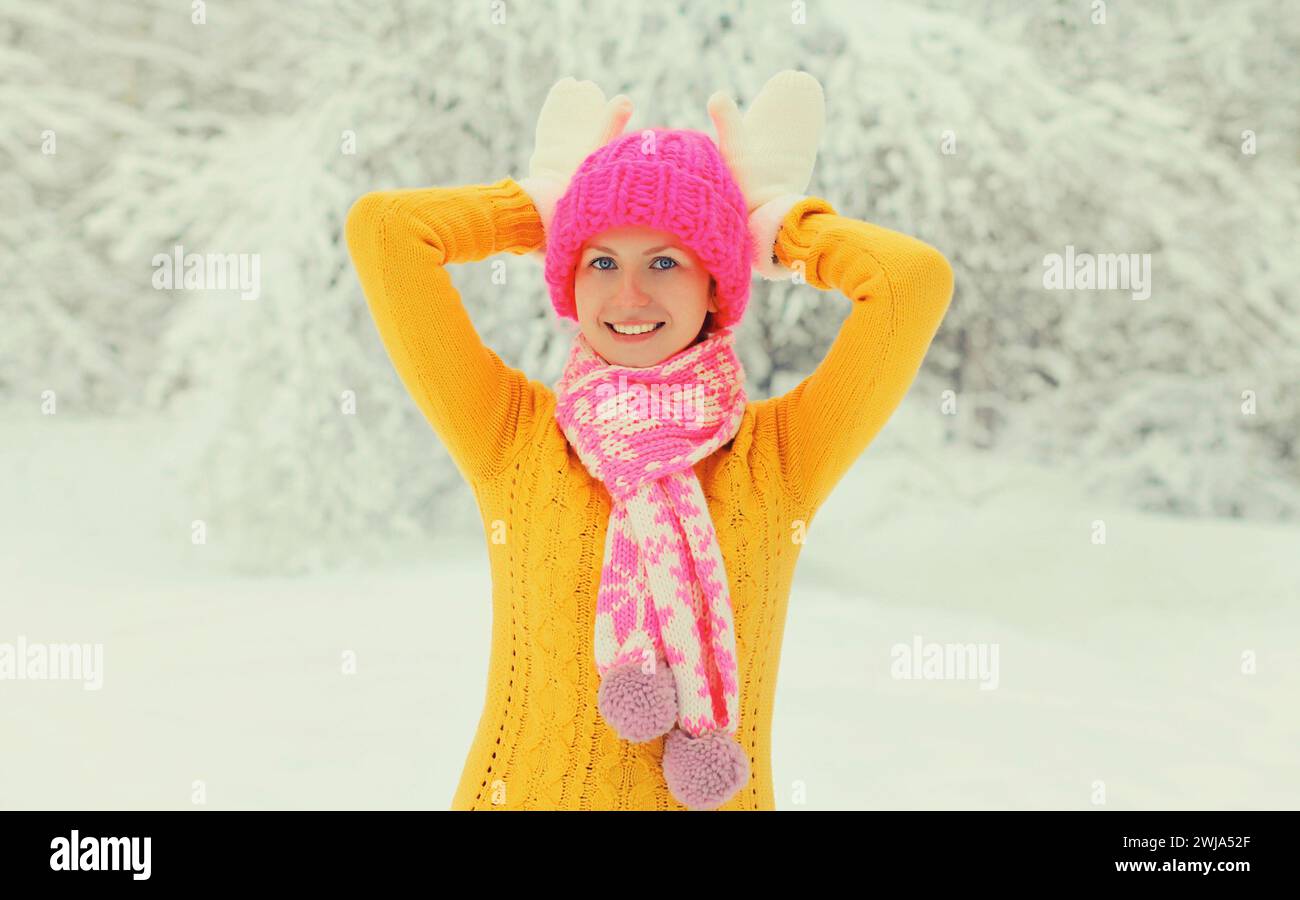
[345, 72, 954, 810]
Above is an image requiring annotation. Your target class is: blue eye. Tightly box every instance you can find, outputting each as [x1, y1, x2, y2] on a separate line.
[588, 256, 678, 271]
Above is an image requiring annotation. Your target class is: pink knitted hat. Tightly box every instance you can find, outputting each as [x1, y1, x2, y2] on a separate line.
[543, 128, 753, 330]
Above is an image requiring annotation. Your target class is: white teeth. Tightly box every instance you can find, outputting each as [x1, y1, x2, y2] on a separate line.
[610, 322, 662, 335]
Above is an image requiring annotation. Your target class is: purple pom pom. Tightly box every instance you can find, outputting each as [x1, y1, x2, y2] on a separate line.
[663, 727, 750, 810]
[597, 659, 678, 742]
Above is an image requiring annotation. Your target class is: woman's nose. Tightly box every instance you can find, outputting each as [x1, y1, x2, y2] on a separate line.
[618, 273, 652, 305]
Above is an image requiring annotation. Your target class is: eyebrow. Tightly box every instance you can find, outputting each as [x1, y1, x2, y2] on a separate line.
[584, 244, 681, 256]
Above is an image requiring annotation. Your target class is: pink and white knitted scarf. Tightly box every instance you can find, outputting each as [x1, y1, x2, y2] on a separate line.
[554, 328, 748, 739]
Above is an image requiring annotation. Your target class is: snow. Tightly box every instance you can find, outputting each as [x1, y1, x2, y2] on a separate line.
[3, 407, 1296, 809]
[4, 0, 1296, 575]
[4, 0, 1297, 810]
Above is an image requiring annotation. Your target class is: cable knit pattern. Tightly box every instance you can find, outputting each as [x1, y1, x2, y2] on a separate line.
[344, 177, 954, 809]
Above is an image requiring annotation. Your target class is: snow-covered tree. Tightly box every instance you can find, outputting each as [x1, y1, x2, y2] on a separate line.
[3, 0, 1296, 573]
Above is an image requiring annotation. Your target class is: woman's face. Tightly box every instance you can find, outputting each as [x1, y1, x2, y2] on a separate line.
[573, 225, 718, 368]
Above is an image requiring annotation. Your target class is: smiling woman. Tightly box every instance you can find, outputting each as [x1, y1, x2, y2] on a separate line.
[574, 225, 720, 367]
[344, 175, 955, 810]
[344, 72, 955, 811]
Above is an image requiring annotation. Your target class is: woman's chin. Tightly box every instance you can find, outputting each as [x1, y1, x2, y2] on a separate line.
[593, 334, 685, 367]
[602, 349, 658, 368]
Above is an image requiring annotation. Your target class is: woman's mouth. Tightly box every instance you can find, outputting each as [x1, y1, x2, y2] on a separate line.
[605, 320, 665, 343]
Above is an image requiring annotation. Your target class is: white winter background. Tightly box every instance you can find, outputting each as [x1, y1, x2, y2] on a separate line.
[2, 0, 1297, 810]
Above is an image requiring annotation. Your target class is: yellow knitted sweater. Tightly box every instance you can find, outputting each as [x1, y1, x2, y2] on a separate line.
[345, 177, 954, 810]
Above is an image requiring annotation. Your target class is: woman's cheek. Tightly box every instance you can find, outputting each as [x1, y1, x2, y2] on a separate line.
[576, 269, 614, 302]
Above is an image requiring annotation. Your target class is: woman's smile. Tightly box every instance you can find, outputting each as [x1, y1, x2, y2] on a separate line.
[605, 319, 667, 342]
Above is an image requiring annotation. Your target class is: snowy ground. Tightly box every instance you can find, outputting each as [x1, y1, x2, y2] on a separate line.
[2, 408, 1297, 810]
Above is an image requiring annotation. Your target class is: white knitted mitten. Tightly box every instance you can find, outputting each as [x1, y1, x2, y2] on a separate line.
[707, 70, 825, 280]
[517, 77, 633, 262]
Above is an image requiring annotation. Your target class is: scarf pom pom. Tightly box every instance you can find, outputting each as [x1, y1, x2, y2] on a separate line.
[663, 727, 751, 810]
[597, 659, 678, 743]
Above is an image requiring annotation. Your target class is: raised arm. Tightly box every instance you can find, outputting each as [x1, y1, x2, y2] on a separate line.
[344, 177, 544, 485]
[768, 196, 955, 511]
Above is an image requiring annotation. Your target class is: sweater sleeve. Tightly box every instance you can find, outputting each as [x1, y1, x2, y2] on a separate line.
[768, 197, 955, 511]
[344, 177, 545, 485]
